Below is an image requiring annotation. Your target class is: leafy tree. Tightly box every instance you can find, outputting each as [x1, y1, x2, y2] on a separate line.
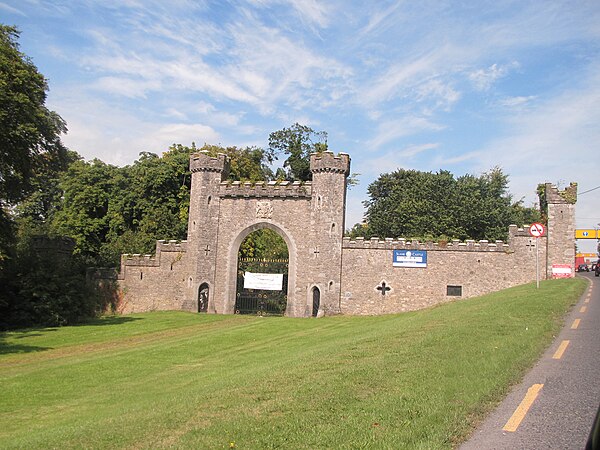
[198, 143, 275, 182]
[0, 233, 98, 329]
[239, 229, 288, 260]
[51, 158, 121, 265]
[360, 167, 539, 242]
[50, 143, 279, 267]
[0, 24, 69, 262]
[268, 123, 328, 181]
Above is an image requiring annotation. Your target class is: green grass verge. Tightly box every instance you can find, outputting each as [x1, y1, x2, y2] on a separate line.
[0, 278, 586, 449]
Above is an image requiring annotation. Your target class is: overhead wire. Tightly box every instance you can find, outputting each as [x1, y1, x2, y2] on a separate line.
[578, 185, 600, 196]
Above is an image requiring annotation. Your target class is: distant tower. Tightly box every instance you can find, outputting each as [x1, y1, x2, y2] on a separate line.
[187, 151, 230, 309]
[309, 151, 350, 313]
[545, 182, 577, 277]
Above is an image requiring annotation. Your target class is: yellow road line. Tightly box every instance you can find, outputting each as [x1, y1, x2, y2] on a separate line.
[580, 306, 587, 313]
[503, 384, 544, 432]
[571, 319, 581, 329]
[552, 340, 570, 359]
[584, 297, 590, 304]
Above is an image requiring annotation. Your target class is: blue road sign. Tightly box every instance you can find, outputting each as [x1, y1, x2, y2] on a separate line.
[393, 249, 427, 268]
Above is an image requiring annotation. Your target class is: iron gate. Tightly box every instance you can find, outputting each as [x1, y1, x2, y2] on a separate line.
[235, 258, 288, 316]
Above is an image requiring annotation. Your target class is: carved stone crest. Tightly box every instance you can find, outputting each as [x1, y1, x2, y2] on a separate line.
[256, 201, 273, 219]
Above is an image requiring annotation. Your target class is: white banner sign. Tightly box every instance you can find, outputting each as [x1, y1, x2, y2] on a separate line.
[243, 272, 284, 291]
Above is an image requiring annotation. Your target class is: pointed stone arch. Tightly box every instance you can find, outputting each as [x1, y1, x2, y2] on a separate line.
[225, 221, 297, 315]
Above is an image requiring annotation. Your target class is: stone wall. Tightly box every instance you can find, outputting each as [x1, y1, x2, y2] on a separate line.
[340, 230, 546, 315]
[114, 151, 576, 318]
[117, 240, 196, 313]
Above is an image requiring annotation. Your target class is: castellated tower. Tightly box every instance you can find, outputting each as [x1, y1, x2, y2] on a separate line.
[545, 182, 577, 277]
[309, 152, 351, 314]
[187, 151, 230, 310]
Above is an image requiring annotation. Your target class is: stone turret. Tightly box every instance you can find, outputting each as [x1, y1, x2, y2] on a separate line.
[308, 152, 351, 314]
[187, 151, 231, 310]
[545, 182, 577, 277]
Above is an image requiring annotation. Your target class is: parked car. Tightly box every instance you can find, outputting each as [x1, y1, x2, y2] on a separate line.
[577, 264, 590, 272]
[596, 263, 600, 277]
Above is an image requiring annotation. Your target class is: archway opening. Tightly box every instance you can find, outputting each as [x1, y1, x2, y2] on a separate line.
[235, 228, 289, 316]
[312, 287, 320, 317]
[198, 283, 209, 313]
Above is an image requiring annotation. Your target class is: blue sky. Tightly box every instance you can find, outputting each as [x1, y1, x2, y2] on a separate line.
[3, 0, 600, 252]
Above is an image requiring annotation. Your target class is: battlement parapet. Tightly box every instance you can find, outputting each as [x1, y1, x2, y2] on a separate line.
[545, 182, 577, 205]
[342, 237, 509, 252]
[190, 151, 230, 175]
[310, 151, 350, 176]
[508, 224, 550, 240]
[122, 254, 160, 267]
[157, 240, 188, 252]
[219, 180, 312, 198]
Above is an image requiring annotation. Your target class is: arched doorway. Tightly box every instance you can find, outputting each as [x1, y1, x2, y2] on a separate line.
[235, 228, 289, 316]
[198, 283, 209, 313]
[312, 287, 320, 317]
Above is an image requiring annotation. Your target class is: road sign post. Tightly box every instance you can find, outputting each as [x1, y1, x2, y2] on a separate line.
[529, 223, 546, 288]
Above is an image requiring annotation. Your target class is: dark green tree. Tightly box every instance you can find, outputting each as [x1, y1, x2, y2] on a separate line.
[49, 143, 279, 267]
[268, 123, 328, 181]
[360, 167, 539, 242]
[51, 159, 121, 265]
[0, 24, 69, 262]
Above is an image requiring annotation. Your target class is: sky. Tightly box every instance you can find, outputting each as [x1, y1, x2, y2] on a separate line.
[3, 0, 600, 252]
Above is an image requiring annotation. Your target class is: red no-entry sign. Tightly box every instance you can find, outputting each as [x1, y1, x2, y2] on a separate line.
[529, 222, 545, 238]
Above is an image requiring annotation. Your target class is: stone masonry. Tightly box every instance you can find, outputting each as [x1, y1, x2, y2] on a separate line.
[116, 151, 576, 317]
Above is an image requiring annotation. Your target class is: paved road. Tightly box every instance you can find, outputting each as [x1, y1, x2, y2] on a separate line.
[460, 273, 600, 450]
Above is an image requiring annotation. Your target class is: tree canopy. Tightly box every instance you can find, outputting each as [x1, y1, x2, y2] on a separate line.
[355, 167, 540, 242]
[0, 25, 68, 206]
[0, 25, 69, 263]
[268, 123, 327, 181]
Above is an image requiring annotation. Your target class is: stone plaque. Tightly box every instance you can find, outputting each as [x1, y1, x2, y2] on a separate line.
[256, 201, 273, 219]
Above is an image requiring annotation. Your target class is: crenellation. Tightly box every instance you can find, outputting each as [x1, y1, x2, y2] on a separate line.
[189, 151, 229, 176]
[219, 180, 312, 198]
[545, 182, 577, 204]
[310, 151, 351, 175]
[122, 254, 159, 267]
[157, 240, 188, 252]
[342, 237, 511, 252]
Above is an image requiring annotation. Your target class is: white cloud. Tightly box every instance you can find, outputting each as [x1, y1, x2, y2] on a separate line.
[415, 79, 461, 112]
[0, 2, 26, 15]
[468, 62, 519, 91]
[472, 65, 600, 214]
[497, 96, 537, 109]
[434, 151, 481, 166]
[399, 143, 439, 158]
[366, 117, 445, 150]
[359, 1, 403, 36]
[288, 0, 331, 29]
[141, 123, 219, 153]
[225, 20, 352, 110]
[48, 88, 220, 166]
[92, 77, 162, 99]
[362, 50, 446, 105]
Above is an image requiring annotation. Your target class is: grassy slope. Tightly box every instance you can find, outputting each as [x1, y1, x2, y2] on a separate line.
[0, 278, 586, 449]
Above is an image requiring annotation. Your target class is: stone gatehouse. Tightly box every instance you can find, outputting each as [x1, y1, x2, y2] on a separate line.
[116, 151, 576, 317]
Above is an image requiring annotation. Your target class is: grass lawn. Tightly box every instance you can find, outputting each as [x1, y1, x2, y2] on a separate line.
[0, 278, 586, 449]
